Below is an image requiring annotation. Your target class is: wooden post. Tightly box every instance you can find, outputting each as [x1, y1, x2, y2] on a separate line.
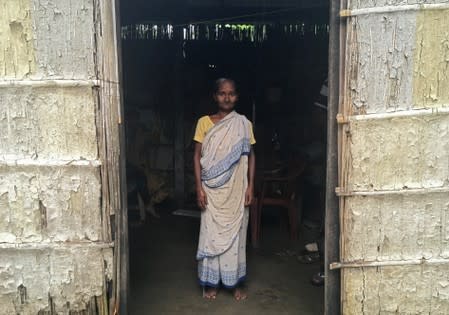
[173, 27, 185, 209]
[117, 2, 129, 313]
[325, 0, 342, 313]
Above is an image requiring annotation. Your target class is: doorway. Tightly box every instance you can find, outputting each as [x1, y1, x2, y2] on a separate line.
[119, 1, 331, 313]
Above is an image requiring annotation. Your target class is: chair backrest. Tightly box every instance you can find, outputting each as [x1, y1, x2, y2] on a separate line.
[282, 158, 306, 199]
[286, 159, 306, 179]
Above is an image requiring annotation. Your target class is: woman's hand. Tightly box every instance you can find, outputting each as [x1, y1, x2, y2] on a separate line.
[197, 187, 208, 210]
[244, 186, 254, 207]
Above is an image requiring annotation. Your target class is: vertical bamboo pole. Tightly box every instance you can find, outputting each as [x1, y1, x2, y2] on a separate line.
[337, 0, 351, 311]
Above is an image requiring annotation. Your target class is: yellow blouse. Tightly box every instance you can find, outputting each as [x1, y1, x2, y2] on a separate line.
[193, 115, 256, 144]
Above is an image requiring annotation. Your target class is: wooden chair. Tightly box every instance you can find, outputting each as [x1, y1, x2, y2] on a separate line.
[250, 159, 306, 247]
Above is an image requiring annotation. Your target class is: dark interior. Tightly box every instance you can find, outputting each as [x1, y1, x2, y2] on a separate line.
[121, 1, 329, 313]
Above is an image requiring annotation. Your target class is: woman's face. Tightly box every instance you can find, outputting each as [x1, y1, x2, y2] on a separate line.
[214, 81, 238, 111]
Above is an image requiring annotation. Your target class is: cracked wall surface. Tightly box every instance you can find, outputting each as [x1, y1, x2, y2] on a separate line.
[0, 0, 113, 314]
[0, 165, 102, 243]
[413, 9, 449, 107]
[0, 86, 98, 160]
[347, 12, 417, 113]
[343, 192, 449, 262]
[347, 7, 449, 114]
[342, 2, 449, 314]
[0, 248, 112, 314]
[0, 0, 96, 80]
[343, 264, 449, 314]
[0, 0, 36, 78]
[349, 115, 449, 191]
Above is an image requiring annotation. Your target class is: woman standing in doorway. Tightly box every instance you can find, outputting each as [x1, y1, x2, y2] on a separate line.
[193, 78, 256, 300]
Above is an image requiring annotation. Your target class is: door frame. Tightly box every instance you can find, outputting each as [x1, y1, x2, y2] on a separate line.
[113, 1, 342, 313]
[114, 0, 130, 313]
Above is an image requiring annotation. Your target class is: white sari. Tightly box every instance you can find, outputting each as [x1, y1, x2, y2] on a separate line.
[196, 111, 252, 288]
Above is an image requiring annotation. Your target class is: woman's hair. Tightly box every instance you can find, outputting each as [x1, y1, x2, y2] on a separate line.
[213, 78, 238, 94]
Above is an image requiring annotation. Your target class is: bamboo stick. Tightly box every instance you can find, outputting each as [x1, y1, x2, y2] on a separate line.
[0, 242, 114, 249]
[330, 257, 449, 270]
[338, 7, 353, 303]
[336, 0, 350, 312]
[339, 3, 354, 266]
[349, 107, 449, 121]
[340, 3, 449, 17]
[0, 79, 100, 88]
[0, 158, 101, 167]
[336, 186, 449, 197]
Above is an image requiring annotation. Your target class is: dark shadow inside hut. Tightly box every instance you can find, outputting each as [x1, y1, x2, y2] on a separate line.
[120, 1, 328, 313]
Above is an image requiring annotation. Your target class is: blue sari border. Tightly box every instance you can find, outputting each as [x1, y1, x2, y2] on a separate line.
[199, 276, 247, 289]
[201, 137, 251, 182]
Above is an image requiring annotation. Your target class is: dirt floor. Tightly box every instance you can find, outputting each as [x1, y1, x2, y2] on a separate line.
[128, 208, 324, 314]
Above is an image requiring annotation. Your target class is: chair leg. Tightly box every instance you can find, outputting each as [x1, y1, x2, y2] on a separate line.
[257, 199, 263, 241]
[257, 185, 266, 243]
[288, 203, 298, 240]
[250, 197, 259, 248]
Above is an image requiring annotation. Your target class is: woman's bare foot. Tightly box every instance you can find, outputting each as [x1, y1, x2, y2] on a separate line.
[203, 287, 218, 299]
[233, 288, 247, 301]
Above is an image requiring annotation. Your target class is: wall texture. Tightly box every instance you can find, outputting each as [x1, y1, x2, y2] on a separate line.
[340, 1, 449, 314]
[0, 0, 119, 314]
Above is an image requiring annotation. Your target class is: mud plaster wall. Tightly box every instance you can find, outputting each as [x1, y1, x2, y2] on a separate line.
[413, 9, 449, 107]
[0, 0, 113, 314]
[349, 115, 449, 191]
[343, 264, 449, 314]
[0, 0, 36, 78]
[0, 86, 98, 160]
[0, 165, 102, 243]
[347, 12, 417, 113]
[0, 248, 112, 315]
[342, 3, 449, 314]
[347, 7, 449, 114]
[343, 192, 449, 262]
[0, 0, 96, 80]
